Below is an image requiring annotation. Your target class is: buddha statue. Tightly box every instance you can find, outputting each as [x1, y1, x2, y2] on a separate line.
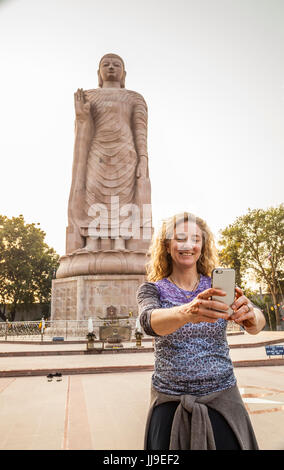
[57, 53, 152, 277]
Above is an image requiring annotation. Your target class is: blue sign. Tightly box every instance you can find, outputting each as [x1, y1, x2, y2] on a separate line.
[265, 345, 284, 356]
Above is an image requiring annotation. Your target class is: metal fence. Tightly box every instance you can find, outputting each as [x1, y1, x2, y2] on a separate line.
[0, 318, 139, 342]
[0, 317, 240, 342]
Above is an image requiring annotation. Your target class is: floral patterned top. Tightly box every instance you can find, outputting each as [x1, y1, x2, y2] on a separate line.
[136, 275, 236, 396]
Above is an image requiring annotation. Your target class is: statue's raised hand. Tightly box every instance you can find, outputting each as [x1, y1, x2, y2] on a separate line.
[74, 88, 91, 121]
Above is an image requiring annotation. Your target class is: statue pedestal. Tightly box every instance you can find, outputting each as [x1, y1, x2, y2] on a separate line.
[56, 249, 149, 279]
[50, 274, 145, 321]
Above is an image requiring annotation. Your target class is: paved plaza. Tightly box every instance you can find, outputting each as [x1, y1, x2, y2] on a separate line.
[0, 331, 284, 450]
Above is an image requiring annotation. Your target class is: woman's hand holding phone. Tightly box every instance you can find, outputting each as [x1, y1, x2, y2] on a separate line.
[180, 288, 231, 324]
[230, 286, 257, 328]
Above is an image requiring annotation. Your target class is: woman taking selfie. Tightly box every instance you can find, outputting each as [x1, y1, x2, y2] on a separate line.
[137, 212, 265, 450]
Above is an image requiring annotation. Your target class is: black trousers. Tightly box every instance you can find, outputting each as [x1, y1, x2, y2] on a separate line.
[147, 401, 241, 450]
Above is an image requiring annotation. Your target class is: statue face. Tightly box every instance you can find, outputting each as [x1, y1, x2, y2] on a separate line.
[99, 56, 124, 84]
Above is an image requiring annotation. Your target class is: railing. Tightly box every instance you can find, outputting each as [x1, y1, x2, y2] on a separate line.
[0, 318, 139, 342]
[0, 317, 241, 342]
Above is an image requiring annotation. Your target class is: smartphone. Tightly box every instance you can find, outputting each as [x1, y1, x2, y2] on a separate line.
[211, 268, 236, 316]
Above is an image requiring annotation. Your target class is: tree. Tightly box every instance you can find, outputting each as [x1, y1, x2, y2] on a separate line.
[218, 205, 284, 328]
[218, 239, 244, 287]
[0, 215, 60, 321]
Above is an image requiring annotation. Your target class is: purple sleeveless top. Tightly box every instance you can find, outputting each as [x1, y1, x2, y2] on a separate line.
[136, 275, 236, 396]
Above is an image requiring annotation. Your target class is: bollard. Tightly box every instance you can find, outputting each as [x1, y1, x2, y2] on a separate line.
[40, 317, 45, 342]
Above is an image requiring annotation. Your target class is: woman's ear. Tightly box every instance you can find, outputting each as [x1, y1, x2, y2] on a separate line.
[165, 240, 170, 254]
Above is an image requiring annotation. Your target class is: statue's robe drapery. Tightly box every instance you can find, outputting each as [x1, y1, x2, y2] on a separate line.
[67, 87, 149, 251]
[85, 88, 148, 217]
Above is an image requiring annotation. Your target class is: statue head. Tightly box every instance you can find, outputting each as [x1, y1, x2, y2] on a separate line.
[98, 53, 126, 88]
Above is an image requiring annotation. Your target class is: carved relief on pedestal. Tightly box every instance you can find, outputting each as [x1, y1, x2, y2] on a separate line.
[51, 281, 77, 320]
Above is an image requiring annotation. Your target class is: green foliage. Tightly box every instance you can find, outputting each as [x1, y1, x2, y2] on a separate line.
[0, 215, 59, 321]
[218, 204, 284, 327]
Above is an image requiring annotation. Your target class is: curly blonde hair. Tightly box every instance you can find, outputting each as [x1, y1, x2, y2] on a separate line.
[146, 212, 219, 282]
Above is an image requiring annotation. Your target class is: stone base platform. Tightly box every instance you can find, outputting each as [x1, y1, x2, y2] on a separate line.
[51, 273, 145, 321]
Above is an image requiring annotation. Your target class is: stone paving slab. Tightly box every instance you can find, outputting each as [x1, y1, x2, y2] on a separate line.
[227, 331, 284, 347]
[0, 332, 284, 450]
[1, 367, 284, 450]
[0, 351, 155, 374]
[1, 330, 283, 352]
[0, 332, 283, 376]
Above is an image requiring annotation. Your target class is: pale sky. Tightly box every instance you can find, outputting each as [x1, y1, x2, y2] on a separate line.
[0, 0, 283, 256]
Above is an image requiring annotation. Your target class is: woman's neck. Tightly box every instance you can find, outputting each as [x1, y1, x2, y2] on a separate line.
[168, 266, 199, 290]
